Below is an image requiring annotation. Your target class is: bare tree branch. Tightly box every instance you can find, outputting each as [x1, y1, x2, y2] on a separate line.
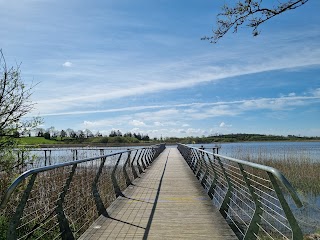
[202, 0, 309, 43]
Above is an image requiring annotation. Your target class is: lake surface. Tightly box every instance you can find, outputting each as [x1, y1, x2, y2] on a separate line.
[191, 141, 320, 162]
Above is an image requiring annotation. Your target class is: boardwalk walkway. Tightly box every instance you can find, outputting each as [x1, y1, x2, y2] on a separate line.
[80, 147, 237, 239]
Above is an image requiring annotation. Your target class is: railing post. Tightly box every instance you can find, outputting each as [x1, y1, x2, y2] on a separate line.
[7, 174, 37, 240]
[207, 153, 218, 199]
[143, 149, 149, 167]
[183, 147, 192, 167]
[136, 149, 144, 174]
[140, 149, 147, 170]
[111, 153, 125, 197]
[190, 149, 198, 173]
[123, 151, 132, 187]
[195, 150, 204, 180]
[216, 156, 233, 219]
[238, 163, 262, 240]
[131, 150, 139, 179]
[92, 157, 108, 216]
[200, 152, 210, 188]
[56, 165, 77, 240]
[150, 147, 156, 163]
[267, 173, 303, 240]
[146, 148, 152, 165]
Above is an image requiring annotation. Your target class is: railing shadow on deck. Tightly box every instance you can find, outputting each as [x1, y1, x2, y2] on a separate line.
[177, 143, 303, 240]
[0, 144, 166, 240]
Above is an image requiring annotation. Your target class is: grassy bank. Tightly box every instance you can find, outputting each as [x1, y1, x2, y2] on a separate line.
[16, 136, 156, 147]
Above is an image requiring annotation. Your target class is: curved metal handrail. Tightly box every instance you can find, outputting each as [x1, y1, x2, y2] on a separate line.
[178, 143, 304, 240]
[1, 144, 164, 209]
[180, 143, 302, 207]
[0, 149, 130, 209]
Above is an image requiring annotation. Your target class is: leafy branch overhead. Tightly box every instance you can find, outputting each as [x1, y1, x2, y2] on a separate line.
[202, 0, 309, 43]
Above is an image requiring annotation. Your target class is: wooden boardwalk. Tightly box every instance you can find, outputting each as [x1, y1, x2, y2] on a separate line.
[79, 147, 237, 239]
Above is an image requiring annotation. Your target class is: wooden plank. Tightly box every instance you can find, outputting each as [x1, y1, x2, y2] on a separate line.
[79, 147, 237, 239]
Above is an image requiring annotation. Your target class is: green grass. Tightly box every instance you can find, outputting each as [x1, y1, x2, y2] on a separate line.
[17, 137, 64, 145]
[17, 136, 152, 146]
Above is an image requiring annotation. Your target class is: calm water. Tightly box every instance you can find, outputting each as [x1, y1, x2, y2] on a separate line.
[192, 141, 320, 162]
[18, 146, 136, 169]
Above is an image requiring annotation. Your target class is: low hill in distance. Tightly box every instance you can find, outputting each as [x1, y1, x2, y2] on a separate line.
[16, 133, 320, 147]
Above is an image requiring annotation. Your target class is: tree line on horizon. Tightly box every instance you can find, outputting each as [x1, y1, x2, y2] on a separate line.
[25, 127, 152, 142]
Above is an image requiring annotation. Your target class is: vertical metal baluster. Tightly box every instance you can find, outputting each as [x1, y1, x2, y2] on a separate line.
[131, 150, 139, 178]
[122, 151, 132, 187]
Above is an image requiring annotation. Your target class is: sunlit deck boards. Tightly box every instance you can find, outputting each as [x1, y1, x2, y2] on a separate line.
[79, 147, 237, 239]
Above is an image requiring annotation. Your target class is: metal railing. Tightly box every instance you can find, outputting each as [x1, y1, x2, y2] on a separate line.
[12, 147, 142, 172]
[0, 144, 165, 240]
[177, 143, 303, 240]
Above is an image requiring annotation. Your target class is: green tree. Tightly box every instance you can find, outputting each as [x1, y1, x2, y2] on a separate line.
[202, 0, 309, 43]
[60, 130, 67, 140]
[0, 50, 41, 198]
[43, 131, 51, 139]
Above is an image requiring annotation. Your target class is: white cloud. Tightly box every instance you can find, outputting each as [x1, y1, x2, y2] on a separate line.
[130, 120, 146, 126]
[62, 61, 73, 67]
[219, 122, 232, 128]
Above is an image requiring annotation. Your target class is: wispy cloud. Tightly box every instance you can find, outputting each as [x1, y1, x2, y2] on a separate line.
[69, 91, 320, 137]
[31, 47, 320, 116]
[32, 93, 320, 118]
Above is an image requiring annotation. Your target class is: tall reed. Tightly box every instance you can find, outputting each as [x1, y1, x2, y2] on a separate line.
[230, 146, 320, 195]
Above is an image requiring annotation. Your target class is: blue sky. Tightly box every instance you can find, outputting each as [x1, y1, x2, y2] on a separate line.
[1, 0, 320, 137]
